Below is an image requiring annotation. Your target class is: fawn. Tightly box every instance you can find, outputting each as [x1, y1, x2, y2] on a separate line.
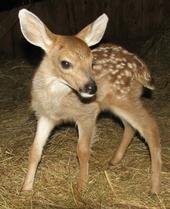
[19, 9, 161, 194]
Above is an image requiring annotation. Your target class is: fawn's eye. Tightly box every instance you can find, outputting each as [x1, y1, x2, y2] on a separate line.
[61, 60, 72, 69]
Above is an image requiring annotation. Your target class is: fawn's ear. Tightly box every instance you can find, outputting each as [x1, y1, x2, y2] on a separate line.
[18, 9, 53, 52]
[76, 13, 108, 47]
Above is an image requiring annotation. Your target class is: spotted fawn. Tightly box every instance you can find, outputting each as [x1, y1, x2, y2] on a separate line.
[19, 9, 161, 194]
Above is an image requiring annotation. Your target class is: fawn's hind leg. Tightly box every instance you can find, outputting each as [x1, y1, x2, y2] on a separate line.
[110, 120, 135, 165]
[111, 101, 161, 193]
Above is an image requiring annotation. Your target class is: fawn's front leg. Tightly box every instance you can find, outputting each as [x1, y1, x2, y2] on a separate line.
[22, 116, 56, 191]
[77, 119, 96, 191]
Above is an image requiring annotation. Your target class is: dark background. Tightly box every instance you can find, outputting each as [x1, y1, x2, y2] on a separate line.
[0, 0, 169, 58]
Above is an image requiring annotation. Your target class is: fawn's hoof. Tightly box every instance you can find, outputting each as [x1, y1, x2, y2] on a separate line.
[108, 159, 119, 168]
[150, 187, 160, 195]
[22, 184, 33, 192]
[77, 179, 87, 192]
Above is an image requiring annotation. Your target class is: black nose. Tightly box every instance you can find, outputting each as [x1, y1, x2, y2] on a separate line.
[84, 80, 97, 95]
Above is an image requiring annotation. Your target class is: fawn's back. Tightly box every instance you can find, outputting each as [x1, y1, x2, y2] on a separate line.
[92, 44, 154, 105]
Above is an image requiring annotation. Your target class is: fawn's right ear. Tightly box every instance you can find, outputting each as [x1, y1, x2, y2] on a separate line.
[18, 9, 53, 52]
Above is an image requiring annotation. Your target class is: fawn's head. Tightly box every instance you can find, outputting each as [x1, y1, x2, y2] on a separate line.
[18, 9, 108, 98]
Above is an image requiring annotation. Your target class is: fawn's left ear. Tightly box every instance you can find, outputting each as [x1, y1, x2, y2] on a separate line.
[76, 13, 108, 47]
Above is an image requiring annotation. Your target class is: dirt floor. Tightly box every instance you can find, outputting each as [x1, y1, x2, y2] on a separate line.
[0, 45, 169, 209]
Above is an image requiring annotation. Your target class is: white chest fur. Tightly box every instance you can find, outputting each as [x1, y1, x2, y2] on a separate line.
[46, 76, 71, 99]
[32, 74, 72, 117]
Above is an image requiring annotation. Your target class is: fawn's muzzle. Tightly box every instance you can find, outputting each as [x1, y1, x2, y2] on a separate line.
[79, 80, 97, 98]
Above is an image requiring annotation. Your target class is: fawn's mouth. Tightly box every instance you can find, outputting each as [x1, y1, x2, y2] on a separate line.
[79, 91, 96, 98]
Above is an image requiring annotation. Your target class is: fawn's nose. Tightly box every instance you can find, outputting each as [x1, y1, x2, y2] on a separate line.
[84, 80, 97, 95]
[79, 79, 97, 98]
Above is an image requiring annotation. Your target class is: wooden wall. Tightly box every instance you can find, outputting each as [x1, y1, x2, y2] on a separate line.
[0, 0, 166, 57]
